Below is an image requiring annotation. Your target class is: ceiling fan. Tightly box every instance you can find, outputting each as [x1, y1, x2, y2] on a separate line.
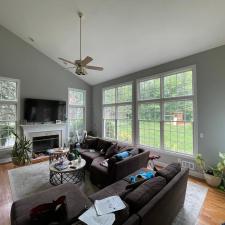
[58, 12, 103, 75]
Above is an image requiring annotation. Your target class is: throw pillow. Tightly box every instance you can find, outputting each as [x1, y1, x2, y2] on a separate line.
[30, 196, 67, 225]
[156, 163, 181, 182]
[124, 176, 166, 212]
[105, 143, 118, 159]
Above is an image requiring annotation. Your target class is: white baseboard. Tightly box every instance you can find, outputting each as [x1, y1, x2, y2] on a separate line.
[154, 161, 204, 179]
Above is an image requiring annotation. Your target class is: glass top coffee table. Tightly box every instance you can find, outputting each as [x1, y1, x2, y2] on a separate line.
[49, 158, 86, 186]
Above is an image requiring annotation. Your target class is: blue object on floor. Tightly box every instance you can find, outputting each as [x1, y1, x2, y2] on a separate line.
[130, 170, 154, 184]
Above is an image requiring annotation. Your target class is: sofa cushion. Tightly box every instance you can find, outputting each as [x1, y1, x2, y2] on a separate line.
[78, 148, 89, 154]
[156, 163, 181, 182]
[79, 150, 101, 167]
[84, 138, 99, 149]
[88, 179, 129, 202]
[96, 138, 112, 152]
[105, 143, 118, 159]
[11, 183, 92, 225]
[91, 157, 108, 174]
[124, 176, 166, 212]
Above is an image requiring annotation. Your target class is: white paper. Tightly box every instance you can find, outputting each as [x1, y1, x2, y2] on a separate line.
[94, 196, 126, 216]
[79, 206, 115, 225]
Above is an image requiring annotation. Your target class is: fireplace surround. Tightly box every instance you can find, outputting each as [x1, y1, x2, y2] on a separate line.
[20, 123, 67, 153]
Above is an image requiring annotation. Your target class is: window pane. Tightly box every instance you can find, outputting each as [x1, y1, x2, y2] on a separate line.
[103, 88, 115, 104]
[117, 84, 132, 103]
[0, 80, 17, 101]
[68, 107, 84, 120]
[139, 78, 160, 100]
[103, 106, 115, 119]
[104, 120, 115, 139]
[164, 122, 193, 154]
[138, 103, 160, 121]
[117, 105, 132, 142]
[68, 119, 85, 137]
[0, 104, 16, 121]
[0, 122, 16, 148]
[69, 89, 85, 106]
[164, 100, 193, 122]
[138, 103, 160, 148]
[164, 71, 193, 98]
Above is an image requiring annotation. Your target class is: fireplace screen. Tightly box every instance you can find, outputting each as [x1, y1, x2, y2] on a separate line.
[32, 135, 59, 153]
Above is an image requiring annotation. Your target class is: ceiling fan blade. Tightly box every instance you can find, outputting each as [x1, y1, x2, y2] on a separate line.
[86, 65, 104, 71]
[64, 67, 75, 69]
[58, 57, 76, 65]
[75, 60, 81, 65]
[81, 56, 93, 66]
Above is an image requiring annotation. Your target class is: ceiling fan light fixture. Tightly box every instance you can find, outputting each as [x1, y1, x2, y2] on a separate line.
[76, 66, 87, 75]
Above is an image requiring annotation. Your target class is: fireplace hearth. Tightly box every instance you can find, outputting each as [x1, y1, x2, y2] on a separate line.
[33, 135, 59, 153]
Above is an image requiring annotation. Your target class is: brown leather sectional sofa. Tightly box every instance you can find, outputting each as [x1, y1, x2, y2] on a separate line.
[78, 137, 150, 187]
[11, 164, 189, 225]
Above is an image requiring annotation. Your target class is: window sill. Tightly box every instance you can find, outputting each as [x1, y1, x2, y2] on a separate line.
[0, 147, 13, 152]
[136, 145, 195, 160]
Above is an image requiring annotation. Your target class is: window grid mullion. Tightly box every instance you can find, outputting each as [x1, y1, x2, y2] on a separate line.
[160, 76, 164, 150]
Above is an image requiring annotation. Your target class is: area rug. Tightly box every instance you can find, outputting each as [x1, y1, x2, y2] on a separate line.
[8, 162, 207, 225]
[8, 161, 99, 201]
[172, 181, 208, 225]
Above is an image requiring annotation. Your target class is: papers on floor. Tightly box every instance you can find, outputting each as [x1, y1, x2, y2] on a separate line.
[78, 196, 126, 225]
[94, 196, 126, 216]
[78, 206, 115, 225]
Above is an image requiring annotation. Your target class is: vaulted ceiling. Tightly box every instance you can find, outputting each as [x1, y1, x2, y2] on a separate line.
[0, 0, 225, 85]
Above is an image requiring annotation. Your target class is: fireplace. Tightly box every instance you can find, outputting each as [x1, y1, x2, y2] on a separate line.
[20, 123, 66, 154]
[32, 135, 59, 153]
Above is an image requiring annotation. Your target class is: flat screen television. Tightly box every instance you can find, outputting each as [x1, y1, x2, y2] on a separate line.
[24, 98, 66, 123]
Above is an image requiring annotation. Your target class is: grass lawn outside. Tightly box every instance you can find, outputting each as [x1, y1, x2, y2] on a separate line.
[115, 120, 193, 155]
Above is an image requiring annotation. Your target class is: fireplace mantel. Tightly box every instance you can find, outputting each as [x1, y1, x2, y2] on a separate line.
[20, 123, 67, 148]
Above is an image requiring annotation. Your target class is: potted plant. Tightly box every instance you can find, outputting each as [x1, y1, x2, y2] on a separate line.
[195, 153, 225, 187]
[11, 131, 32, 166]
[217, 152, 225, 191]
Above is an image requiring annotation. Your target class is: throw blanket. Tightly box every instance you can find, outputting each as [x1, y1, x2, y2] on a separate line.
[130, 171, 154, 184]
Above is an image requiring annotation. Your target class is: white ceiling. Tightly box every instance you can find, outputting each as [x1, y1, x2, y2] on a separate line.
[0, 0, 225, 85]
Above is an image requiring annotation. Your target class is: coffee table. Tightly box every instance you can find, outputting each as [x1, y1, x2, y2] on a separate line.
[49, 158, 86, 186]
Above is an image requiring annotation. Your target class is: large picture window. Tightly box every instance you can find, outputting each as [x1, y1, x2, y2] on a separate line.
[68, 88, 86, 139]
[0, 77, 19, 149]
[103, 83, 132, 143]
[138, 67, 195, 155]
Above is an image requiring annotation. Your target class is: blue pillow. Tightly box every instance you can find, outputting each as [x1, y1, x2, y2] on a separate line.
[115, 151, 130, 160]
[130, 171, 155, 184]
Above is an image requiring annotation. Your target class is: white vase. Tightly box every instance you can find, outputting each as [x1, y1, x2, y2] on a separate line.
[204, 172, 222, 187]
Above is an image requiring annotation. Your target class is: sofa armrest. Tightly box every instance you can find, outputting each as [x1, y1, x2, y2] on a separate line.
[109, 149, 150, 181]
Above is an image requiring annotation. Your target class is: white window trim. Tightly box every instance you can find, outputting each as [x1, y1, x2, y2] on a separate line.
[67, 88, 86, 137]
[102, 82, 134, 144]
[136, 65, 198, 157]
[0, 76, 20, 151]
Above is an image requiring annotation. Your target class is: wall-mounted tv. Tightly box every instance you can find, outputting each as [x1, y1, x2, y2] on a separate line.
[24, 98, 66, 123]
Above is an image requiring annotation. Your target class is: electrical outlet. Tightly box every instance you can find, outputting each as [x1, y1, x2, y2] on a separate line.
[181, 160, 195, 170]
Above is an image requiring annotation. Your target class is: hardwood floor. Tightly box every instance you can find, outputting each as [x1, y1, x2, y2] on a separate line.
[0, 162, 225, 225]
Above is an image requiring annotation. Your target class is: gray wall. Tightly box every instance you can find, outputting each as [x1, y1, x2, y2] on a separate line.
[92, 45, 225, 167]
[0, 25, 92, 131]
